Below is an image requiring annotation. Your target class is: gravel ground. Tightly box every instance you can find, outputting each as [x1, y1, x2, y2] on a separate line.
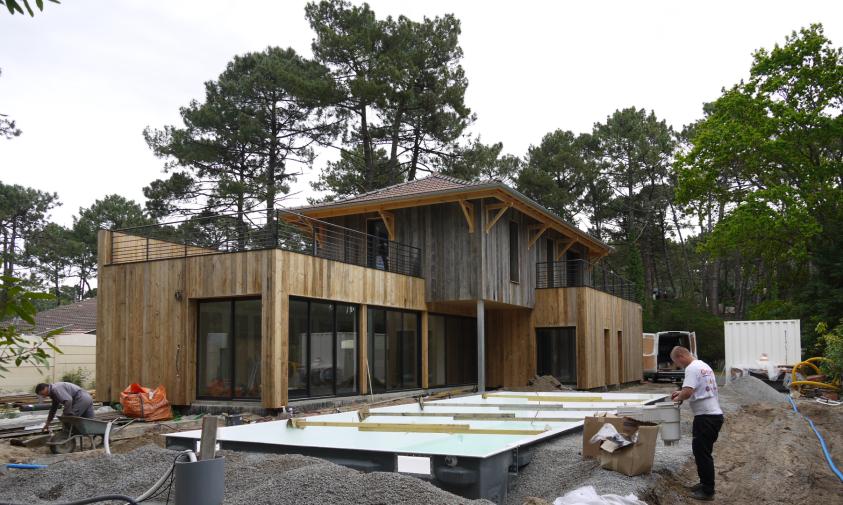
[0, 377, 783, 505]
[0, 445, 491, 505]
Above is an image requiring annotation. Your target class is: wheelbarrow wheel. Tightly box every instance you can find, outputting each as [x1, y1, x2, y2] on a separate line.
[49, 435, 77, 454]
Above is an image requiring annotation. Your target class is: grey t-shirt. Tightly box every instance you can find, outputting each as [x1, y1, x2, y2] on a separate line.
[48, 381, 86, 415]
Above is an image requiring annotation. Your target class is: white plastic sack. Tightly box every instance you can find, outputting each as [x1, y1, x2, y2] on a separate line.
[553, 485, 646, 505]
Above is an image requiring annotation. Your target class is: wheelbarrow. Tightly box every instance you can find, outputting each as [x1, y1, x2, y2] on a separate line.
[47, 415, 135, 454]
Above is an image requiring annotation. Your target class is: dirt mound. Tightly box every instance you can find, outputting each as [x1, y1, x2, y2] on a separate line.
[643, 401, 843, 504]
[724, 376, 787, 405]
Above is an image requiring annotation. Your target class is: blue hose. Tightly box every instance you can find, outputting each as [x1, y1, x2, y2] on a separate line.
[5, 463, 47, 469]
[787, 395, 843, 483]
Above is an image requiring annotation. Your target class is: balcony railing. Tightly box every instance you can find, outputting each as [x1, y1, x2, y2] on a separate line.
[536, 259, 638, 302]
[109, 209, 423, 277]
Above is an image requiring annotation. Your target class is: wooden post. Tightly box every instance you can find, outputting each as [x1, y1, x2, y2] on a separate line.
[199, 415, 218, 460]
[421, 311, 429, 389]
[477, 299, 485, 393]
[359, 304, 368, 395]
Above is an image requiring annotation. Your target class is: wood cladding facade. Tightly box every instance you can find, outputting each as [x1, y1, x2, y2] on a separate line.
[532, 287, 643, 389]
[97, 194, 643, 408]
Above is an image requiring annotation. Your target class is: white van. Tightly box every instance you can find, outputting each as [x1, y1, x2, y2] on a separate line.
[642, 331, 697, 382]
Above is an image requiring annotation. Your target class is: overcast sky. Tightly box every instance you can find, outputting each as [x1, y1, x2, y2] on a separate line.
[1, 0, 841, 226]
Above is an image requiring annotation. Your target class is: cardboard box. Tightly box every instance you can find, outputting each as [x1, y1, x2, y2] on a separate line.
[582, 414, 660, 476]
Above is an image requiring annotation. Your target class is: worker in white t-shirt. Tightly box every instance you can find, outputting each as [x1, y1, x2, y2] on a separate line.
[670, 346, 723, 502]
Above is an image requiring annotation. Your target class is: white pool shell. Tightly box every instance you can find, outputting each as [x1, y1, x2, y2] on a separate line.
[166, 391, 667, 459]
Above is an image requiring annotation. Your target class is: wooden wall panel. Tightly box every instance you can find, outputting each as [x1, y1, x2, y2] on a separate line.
[532, 287, 643, 389]
[485, 308, 533, 388]
[482, 203, 536, 308]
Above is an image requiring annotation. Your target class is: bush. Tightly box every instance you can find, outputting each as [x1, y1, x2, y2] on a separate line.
[60, 367, 90, 387]
[644, 298, 725, 365]
[815, 321, 843, 382]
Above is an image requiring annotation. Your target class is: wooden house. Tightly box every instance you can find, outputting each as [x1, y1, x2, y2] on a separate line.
[96, 175, 642, 408]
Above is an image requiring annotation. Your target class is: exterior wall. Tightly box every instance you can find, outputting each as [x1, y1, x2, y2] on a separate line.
[97, 230, 426, 408]
[532, 287, 643, 389]
[0, 333, 96, 393]
[484, 308, 535, 388]
[481, 203, 536, 307]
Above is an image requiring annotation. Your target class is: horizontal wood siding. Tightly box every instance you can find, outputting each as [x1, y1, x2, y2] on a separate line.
[532, 287, 643, 389]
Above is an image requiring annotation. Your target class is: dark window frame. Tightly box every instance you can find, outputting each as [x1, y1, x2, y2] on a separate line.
[366, 217, 390, 271]
[509, 220, 520, 283]
[288, 296, 360, 400]
[427, 312, 478, 389]
[366, 305, 422, 394]
[195, 296, 262, 401]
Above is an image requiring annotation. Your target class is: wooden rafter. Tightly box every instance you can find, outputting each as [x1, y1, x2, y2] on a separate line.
[484, 202, 510, 234]
[527, 224, 549, 249]
[457, 200, 475, 233]
[377, 209, 395, 241]
[555, 240, 575, 260]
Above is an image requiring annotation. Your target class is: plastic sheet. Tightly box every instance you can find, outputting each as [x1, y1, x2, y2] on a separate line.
[553, 485, 647, 505]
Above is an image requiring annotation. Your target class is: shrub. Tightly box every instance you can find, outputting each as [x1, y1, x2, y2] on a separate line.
[60, 367, 90, 387]
[815, 321, 843, 382]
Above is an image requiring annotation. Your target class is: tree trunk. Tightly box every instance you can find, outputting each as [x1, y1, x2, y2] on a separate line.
[407, 125, 422, 181]
[360, 104, 374, 191]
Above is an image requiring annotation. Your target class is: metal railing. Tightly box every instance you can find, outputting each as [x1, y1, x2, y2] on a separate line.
[109, 209, 423, 277]
[536, 259, 638, 302]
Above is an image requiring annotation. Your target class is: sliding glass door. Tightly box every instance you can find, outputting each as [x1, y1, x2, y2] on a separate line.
[367, 307, 420, 393]
[197, 298, 262, 400]
[288, 298, 359, 399]
[536, 327, 577, 384]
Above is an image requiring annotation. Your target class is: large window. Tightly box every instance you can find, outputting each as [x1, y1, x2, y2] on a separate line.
[289, 298, 359, 399]
[367, 307, 420, 393]
[428, 314, 478, 388]
[536, 327, 577, 384]
[510, 221, 520, 283]
[197, 298, 262, 399]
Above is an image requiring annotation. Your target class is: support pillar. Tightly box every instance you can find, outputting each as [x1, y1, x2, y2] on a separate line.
[477, 299, 485, 393]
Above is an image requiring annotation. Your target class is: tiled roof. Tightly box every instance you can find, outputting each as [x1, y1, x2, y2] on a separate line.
[303, 174, 489, 208]
[7, 298, 97, 335]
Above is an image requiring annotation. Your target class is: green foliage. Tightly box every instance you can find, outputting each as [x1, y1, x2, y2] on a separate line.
[0, 182, 59, 302]
[814, 321, 843, 382]
[747, 299, 801, 320]
[439, 139, 520, 184]
[516, 130, 589, 222]
[0, 275, 61, 378]
[0, 0, 59, 17]
[645, 298, 725, 364]
[307, 0, 473, 195]
[145, 46, 338, 222]
[60, 366, 89, 387]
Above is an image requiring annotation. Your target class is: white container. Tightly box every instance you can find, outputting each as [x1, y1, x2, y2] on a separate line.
[724, 320, 801, 379]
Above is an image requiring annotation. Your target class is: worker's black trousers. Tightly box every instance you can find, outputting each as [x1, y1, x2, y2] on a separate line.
[692, 414, 724, 495]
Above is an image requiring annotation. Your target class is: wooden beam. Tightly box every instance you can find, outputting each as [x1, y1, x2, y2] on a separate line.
[528, 224, 550, 250]
[287, 418, 547, 436]
[555, 240, 575, 260]
[357, 411, 581, 422]
[458, 200, 475, 233]
[483, 393, 643, 402]
[484, 203, 509, 234]
[421, 402, 627, 411]
[377, 209, 395, 241]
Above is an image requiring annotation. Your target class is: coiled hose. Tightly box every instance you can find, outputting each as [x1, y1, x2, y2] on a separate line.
[787, 395, 843, 483]
[0, 496, 138, 505]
